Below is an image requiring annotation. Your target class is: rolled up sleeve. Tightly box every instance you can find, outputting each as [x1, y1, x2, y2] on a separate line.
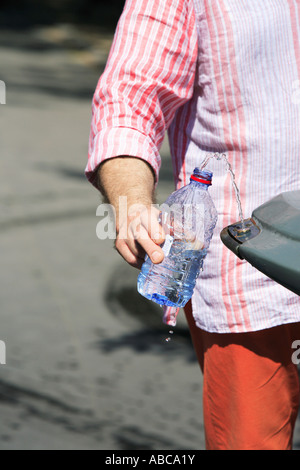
[86, 0, 198, 189]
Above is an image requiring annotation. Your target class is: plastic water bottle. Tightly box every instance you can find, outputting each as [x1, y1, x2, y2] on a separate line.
[137, 168, 218, 308]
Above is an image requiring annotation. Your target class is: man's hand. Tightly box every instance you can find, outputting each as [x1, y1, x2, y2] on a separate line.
[98, 157, 165, 269]
[116, 203, 165, 269]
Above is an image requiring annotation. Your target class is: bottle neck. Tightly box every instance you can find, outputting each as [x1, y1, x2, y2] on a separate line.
[190, 168, 213, 190]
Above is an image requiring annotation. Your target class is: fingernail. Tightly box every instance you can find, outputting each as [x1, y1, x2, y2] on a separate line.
[153, 232, 162, 241]
[152, 251, 162, 263]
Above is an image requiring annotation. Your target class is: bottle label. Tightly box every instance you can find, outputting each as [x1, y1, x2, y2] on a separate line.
[162, 234, 173, 257]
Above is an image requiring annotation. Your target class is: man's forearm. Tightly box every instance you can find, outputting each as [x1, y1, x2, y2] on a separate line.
[98, 157, 156, 217]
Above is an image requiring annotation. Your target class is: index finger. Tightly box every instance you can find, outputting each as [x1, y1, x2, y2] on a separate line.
[139, 206, 166, 244]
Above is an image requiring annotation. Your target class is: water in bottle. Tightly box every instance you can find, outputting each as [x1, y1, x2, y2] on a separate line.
[137, 168, 218, 308]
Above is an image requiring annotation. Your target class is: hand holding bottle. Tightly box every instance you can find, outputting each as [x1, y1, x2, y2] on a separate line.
[97, 157, 165, 269]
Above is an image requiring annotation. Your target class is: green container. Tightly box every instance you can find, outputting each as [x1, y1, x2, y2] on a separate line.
[220, 191, 300, 296]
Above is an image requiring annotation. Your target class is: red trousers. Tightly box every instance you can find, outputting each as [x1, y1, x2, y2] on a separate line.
[184, 302, 300, 450]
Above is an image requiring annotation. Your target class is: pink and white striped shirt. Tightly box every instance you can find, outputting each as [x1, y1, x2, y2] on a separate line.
[86, 0, 300, 333]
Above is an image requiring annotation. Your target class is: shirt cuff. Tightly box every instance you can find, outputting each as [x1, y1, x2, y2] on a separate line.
[85, 127, 161, 190]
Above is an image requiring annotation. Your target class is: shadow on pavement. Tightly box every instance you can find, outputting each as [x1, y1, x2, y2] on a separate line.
[101, 263, 197, 362]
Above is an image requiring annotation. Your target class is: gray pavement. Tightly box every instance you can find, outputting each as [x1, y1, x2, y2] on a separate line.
[1, 25, 300, 451]
[0, 26, 205, 450]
